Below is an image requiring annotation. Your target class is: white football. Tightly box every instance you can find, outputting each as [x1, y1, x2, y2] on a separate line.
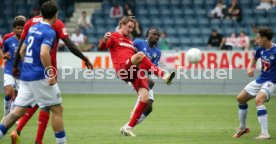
[186, 48, 202, 64]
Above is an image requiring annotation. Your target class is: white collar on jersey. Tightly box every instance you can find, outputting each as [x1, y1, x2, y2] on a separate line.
[40, 20, 51, 26]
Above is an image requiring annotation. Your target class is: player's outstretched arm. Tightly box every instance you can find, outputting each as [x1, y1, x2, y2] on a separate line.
[62, 37, 93, 70]
[247, 57, 257, 77]
[99, 32, 111, 50]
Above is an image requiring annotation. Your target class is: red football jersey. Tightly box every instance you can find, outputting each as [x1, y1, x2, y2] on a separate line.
[99, 32, 136, 72]
[21, 16, 69, 69]
[0, 32, 15, 49]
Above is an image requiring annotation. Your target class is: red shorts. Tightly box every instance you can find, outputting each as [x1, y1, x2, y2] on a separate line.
[116, 58, 149, 92]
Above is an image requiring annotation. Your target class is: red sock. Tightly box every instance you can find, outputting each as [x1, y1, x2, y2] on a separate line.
[35, 110, 49, 144]
[128, 101, 147, 127]
[16, 106, 38, 133]
[140, 57, 164, 78]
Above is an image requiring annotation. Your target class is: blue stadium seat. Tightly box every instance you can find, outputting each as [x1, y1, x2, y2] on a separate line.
[88, 36, 98, 44]
[221, 19, 234, 27]
[182, 0, 193, 7]
[175, 18, 186, 27]
[254, 10, 267, 18]
[257, 17, 270, 26]
[195, 8, 206, 17]
[201, 28, 211, 37]
[170, 0, 182, 5]
[180, 38, 191, 47]
[224, 27, 236, 36]
[158, 0, 170, 5]
[148, 8, 159, 16]
[192, 37, 205, 47]
[210, 19, 221, 27]
[166, 28, 177, 37]
[135, 0, 146, 5]
[94, 18, 105, 27]
[184, 8, 194, 16]
[193, 0, 205, 8]
[151, 18, 163, 27]
[240, 0, 251, 5]
[162, 18, 174, 27]
[186, 18, 197, 26]
[198, 18, 209, 27]
[189, 28, 201, 36]
[169, 37, 180, 46]
[177, 27, 189, 36]
[172, 9, 182, 16]
[160, 8, 171, 16]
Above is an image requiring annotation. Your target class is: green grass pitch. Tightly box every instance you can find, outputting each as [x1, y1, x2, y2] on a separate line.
[0, 94, 275, 144]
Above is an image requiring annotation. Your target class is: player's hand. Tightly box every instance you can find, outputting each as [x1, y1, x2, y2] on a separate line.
[103, 32, 111, 42]
[3, 52, 11, 59]
[84, 59, 93, 70]
[48, 78, 56, 86]
[247, 67, 254, 77]
[12, 67, 20, 78]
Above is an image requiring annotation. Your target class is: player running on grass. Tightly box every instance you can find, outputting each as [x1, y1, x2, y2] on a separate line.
[11, 0, 93, 143]
[0, 1, 67, 144]
[99, 16, 175, 136]
[233, 27, 275, 140]
[1, 16, 26, 118]
[130, 27, 161, 125]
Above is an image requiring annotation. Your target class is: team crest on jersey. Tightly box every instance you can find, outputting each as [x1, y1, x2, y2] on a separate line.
[153, 53, 157, 58]
[270, 55, 274, 60]
[12, 43, 16, 47]
[261, 51, 264, 55]
[143, 48, 147, 51]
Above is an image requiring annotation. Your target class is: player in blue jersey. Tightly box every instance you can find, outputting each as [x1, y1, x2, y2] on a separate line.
[0, 1, 67, 144]
[2, 17, 26, 116]
[130, 27, 161, 125]
[233, 27, 275, 140]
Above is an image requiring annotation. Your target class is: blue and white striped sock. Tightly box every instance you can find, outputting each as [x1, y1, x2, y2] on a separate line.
[0, 125, 8, 139]
[257, 105, 269, 135]
[55, 130, 66, 144]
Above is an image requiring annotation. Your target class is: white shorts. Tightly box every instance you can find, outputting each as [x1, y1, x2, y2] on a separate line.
[4, 74, 15, 87]
[244, 80, 275, 101]
[15, 79, 20, 91]
[14, 79, 62, 108]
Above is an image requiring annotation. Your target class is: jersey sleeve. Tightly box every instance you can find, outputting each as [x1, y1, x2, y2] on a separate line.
[2, 40, 9, 53]
[54, 20, 69, 39]
[21, 20, 32, 39]
[254, 47, 261, 59]
[99, 36, 113, 50]
[133, 40, 142, 51]
[42, 30, 56, 48]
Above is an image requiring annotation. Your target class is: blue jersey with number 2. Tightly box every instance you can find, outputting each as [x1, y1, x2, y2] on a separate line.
[21, 21, 56, 81]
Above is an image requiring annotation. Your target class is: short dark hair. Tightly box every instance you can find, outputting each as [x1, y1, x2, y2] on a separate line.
[39, 0, 51, 9]
[41, 1, 58, 19]
[258, 27, 273, 41]
[12, 18, 26, 28]
[146, 27, 159, 37]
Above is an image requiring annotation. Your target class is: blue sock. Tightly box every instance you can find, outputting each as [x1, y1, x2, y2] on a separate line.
[0, 125, 8, 138]
[4, 96, 11, 101]
[55, 130, 66, 144]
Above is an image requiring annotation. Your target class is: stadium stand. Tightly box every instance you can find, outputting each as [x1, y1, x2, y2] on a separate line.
[0, 0, 275, 50]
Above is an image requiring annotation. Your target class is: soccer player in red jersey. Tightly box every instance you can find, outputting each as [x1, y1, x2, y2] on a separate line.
[11, 0, 93, 144]
[99, 16, 175, 136]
